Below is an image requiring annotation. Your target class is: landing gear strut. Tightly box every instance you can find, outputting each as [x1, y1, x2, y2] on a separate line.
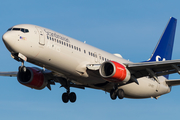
[110, 88, 124, 100]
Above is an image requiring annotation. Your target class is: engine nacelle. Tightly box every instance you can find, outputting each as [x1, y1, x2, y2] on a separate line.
[17, 67, 48, 90]
[99, 61, 131, 83]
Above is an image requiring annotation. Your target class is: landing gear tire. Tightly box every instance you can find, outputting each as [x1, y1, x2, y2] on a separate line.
[62, 93, 69, 103]
[62, 92, 77, 103]
[69, 92, 76, 103]
[19, 66, 26, 73]
[110, 89, 117, 100]
[117, 89, 124, 99]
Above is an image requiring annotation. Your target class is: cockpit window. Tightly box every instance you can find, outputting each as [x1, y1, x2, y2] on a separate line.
[24, 29, 29, 33]
[21, 28, 29, 33]
[7, 27, 29, 33]
[7, 28, 12, 31]
[21, 28, 25, 32]
[12, 28, 21, 31]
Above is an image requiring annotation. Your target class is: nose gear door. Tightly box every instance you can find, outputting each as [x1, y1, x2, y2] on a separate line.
[36, 27, 45, 45]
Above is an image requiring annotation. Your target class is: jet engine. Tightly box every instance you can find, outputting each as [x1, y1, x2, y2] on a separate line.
[17, 67, 48, 90]
[99, 61, 131, 83]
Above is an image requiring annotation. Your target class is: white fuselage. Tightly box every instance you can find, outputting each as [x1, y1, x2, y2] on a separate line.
[2, 24, 171, 99]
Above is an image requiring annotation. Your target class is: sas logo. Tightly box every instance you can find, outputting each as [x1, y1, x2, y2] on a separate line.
[156, 55, 166, 61]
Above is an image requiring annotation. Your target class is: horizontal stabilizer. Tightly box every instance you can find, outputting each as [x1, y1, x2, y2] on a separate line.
[166, 79, 180, 86]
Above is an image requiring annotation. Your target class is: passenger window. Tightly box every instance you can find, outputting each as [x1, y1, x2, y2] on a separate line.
[84, 50, 86, 53]
[47, 36, 49, 39]
[79, 48, 81, 51]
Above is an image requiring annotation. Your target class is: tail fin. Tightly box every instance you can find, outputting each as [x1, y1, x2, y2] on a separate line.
[148, 17, 177, 62]
[148, 17, 177, 79]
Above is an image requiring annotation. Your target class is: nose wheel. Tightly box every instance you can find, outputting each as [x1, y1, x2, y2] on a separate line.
[18, 61, 26, 73]
[19, 66, 26, 73]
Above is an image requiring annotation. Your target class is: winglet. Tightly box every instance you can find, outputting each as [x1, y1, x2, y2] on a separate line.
[148, 17, 177, 62]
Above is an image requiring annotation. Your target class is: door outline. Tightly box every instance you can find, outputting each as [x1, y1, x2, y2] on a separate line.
[36, 27, 45, 45]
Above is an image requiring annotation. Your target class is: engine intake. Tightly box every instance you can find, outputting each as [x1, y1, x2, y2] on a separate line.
[17, 67, 48, 90]
[99, 61, 131, 83]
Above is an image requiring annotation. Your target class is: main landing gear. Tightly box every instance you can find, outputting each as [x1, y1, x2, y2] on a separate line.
[110, 89, 124, 100]
[62, 92, 76, 103]
[59, 78, 77, 103]
[62, 87, 77, 103]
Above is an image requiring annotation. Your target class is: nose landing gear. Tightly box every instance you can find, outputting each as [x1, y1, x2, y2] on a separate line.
[18, 61, 26, 73]
[11, 53, 27, 73]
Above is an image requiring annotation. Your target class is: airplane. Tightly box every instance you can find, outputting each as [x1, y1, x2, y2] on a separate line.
[1, 17, 180, 103]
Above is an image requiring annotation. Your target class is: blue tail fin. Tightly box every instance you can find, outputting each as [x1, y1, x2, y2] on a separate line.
[148, 17, 177, 79]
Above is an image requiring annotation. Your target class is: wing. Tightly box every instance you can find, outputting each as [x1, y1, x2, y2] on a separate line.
[0, 72, 17, 77]
[124, 59, 180, 78]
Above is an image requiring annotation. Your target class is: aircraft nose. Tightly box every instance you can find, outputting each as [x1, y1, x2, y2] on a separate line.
[2, 32, 16, 51]
[2, 32, 11, 43]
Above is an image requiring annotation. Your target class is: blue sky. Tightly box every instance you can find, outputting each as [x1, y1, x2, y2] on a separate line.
[1, 0, 180, 120]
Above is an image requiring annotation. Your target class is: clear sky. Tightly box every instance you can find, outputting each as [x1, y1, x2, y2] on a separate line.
[0, 0, 180, 120]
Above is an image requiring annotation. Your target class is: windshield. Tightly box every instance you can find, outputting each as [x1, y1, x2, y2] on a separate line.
[7, 27, 29, 33]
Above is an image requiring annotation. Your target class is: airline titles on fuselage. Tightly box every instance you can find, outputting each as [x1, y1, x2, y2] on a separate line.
[44, 29, 70, 43]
